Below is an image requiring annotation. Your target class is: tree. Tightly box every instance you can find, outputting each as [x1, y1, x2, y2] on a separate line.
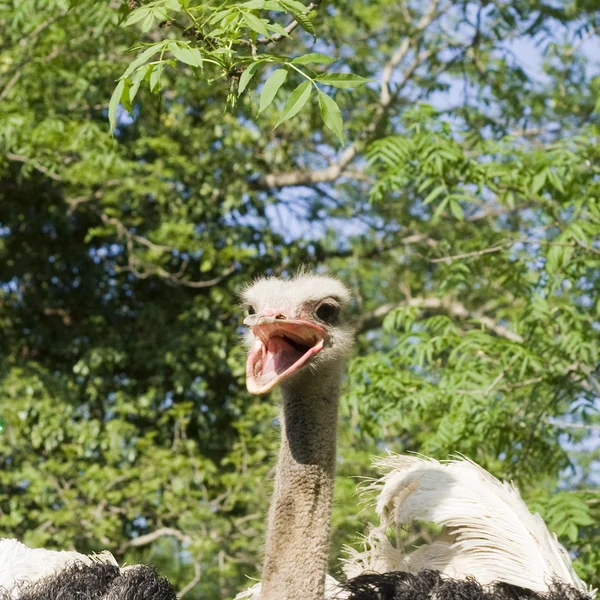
[0, 0, 598, 596]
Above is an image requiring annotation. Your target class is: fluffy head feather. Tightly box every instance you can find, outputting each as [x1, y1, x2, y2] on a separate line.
[343, 456, 592, 596]
[241, 272, 354, 393]
[241, 272, 351, 311]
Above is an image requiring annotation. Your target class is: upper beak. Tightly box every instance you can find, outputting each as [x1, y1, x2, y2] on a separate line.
[243, 314, 278, 328]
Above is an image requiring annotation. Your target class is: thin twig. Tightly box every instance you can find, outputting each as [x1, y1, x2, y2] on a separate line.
[546, 418, 600, 431]
[259, 0, 445, 189]
[356, 296, 524, 343]
[6, 152, 62, 181]
[118, 527, 191, 554]
[178, 559, 202, 599]
[430, 241, 513, 263]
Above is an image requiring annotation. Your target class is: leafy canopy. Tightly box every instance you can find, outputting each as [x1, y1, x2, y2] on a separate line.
[0, 0, 599, 596]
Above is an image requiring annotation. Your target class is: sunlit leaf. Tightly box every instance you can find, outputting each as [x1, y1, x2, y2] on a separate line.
[258, 68, 288, 114]
[238, 61, 263, 96]
[275, 80, 311, 126]
[291, 53, 336, 65]
[108, 79, 125, 132]
[315, 73, 371, 88]
[317, 89, 344, 145]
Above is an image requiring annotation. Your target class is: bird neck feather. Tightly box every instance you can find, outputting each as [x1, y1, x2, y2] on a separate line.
[261, 374, 341, 600]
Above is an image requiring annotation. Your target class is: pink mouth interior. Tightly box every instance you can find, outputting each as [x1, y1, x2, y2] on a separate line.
[246, 322, 326, 394]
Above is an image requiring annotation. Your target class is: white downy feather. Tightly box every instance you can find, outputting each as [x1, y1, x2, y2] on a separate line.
[343, 455, 591, 595]
[343, 528, 462, 581]
[0, 538, 118, 599]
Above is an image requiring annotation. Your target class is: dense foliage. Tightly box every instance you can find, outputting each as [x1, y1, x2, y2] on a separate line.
[0, 0, 599, 597]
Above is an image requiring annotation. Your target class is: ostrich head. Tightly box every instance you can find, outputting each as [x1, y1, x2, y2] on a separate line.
[242, 273, 353, 395]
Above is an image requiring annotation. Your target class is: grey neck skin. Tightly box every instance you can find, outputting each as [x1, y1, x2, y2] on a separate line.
[261, 368, 342, 600]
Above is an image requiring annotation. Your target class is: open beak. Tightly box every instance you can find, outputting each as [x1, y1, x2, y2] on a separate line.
[245, 315, 328, 395]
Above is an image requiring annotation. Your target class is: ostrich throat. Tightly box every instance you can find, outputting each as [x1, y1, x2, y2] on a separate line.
[261, 369, 341, 600]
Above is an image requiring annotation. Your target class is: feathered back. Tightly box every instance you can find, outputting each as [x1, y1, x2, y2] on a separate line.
[0, 538, 117, 598]
[343, 456, 592, 597]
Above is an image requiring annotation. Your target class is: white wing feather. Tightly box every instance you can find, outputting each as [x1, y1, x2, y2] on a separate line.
[343, 455, 591, 595]
[0, 538, 118, 599]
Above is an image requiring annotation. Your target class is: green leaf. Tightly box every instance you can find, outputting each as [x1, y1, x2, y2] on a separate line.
[258, 68, 288, 114]
[209, 8, 234, 24]
[423, 184, 446, 205]
[149, 62, 163, 91]
[291, 53, 336, 65]
[241, 0, 282, 9]
[317, 89, 344, 145]
[431, 196, 451, 222]
[120, 79, 133, 114]
[165, 0, 181, 10]
[108, 79, 125, 132]
[417, 177, 434, 193]
[315, 72, 371, 88]
[266, 22, 291, 37]
[547, 168, 565, 194]
[279, 0, 315, 36]
[449, 199, 464, 220]
[121, 43, 167, 80]
[124, 7, 151, 27]
[169, 43, 203, 68]
[277, 0, 307, 11]
[531, 169, 547, 194]
[238, 61, 263, 96]
[129, 65, 149, 103]
[546, 245, 563, 275]
[275, 80, 311, 127]
[242, 12, 270, 37]
[240, 0, 266, 7]
[141, 11, 155, 32]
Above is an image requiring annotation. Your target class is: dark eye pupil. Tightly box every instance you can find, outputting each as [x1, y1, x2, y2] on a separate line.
[247, 305, 256, 315]
[316, 303, 338, 323]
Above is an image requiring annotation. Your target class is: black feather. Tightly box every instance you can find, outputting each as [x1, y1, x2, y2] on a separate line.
[0, 561, 176, 600]
[338, 571, 592, 600]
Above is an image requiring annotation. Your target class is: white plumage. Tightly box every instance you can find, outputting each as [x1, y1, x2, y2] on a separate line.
[236, 454, 594, 600]
[343, 455, 591, 595]
[0, 538, 116, 598]
[0, 538, 175, 600]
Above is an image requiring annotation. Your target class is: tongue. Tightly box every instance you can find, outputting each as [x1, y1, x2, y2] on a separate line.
[261, 336, 301, 380]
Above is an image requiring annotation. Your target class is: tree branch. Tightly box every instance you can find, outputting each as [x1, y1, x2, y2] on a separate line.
[118, 527, 191, 554]
[546, 418, 600, 431]
[5, 152, 62, 181]
[356, 297, 524, 343]
[257, 0, 444, 190]
[91, 208, 238, 288]
[177, 559, 202, 599]
[0, 11, 68, 102]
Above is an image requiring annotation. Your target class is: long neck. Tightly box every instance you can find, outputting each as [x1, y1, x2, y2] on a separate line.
[261, 370, 342, 600]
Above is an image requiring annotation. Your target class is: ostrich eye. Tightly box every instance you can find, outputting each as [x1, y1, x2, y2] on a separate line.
[247, 305, 256, 316]
[315, 302, 339, 324]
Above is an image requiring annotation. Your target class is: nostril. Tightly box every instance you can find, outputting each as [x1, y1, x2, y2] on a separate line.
[275, 313, 287, 320]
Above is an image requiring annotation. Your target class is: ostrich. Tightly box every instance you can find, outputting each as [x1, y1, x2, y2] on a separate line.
[236, 273, 593, 600]
[0, 273, 593, 600]
[0, 538, 176, 600]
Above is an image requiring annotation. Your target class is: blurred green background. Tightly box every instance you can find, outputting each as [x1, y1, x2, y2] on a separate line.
[1, 1, 599, 597]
